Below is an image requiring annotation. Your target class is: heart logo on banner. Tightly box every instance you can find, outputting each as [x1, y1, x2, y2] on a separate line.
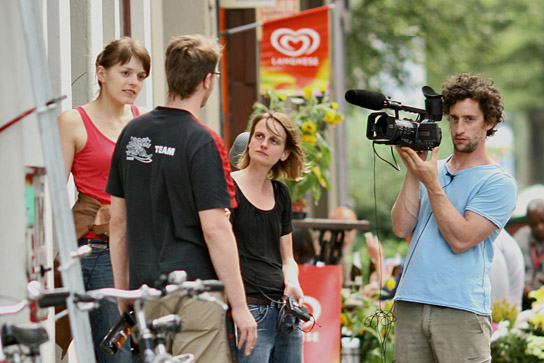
[270, 28, 321, 57]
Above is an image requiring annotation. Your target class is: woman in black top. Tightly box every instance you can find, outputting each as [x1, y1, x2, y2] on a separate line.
[230, 111, 306, 362]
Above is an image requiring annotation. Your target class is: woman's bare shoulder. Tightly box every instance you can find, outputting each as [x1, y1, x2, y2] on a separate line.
[58, 108, 83, 125]
[58, 108, 86, 147]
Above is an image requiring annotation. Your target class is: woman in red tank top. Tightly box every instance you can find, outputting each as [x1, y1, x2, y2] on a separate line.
[57, 37, 150, 363]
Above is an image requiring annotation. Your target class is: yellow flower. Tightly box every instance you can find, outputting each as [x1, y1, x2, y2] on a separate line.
[385, 300, 394, 311]
[335, 114, 344, 123]
[530, 312, 544, 329]
[302, 134, 317, 144]
[301, 121, 317, 133]
[312, 166, 327, 187]
[324, 111, 336, 124]
[529, 286, 544, 304]
[340, 313, 350, 327]
[385, 278, 396, 291]
[303, 86, 312, 100]
[332, 102, 339, 110]
[278, 93, 287, 101]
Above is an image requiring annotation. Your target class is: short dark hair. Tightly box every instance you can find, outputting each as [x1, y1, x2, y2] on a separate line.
[442, 73, 504, 136]
[165, 34, 222, 99]
[95, 37, 151, 88]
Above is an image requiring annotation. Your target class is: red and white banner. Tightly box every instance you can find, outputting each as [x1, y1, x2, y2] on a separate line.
[300, 264, 342, 363]
[260, 5, 330, 95]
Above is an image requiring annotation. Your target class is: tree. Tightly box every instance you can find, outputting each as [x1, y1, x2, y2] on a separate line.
[344, 0, 544, 239]
[344, 0, 498, 238]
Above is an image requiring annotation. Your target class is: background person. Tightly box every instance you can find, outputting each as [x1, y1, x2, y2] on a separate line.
[292, 228, 316, 265]
[230, 111, 306, 363]
[390, 73, 517, 363]
[327, 207, 384, 288]
[57, 37, 150, 362]
[106, 34, 256, 362]
[488, 229, 525, 310]
[513, 198, 544, 309]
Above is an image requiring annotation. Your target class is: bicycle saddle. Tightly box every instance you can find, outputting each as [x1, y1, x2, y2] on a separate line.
[1, 323, 49, 348]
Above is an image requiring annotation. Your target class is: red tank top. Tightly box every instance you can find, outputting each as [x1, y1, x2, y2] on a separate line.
[71, 105, 140, 205]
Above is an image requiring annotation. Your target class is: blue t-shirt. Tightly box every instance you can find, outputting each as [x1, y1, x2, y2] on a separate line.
[394, 157, 518, 315]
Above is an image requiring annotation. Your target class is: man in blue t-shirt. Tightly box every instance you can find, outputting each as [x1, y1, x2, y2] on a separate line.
[391, 73, 517, 363]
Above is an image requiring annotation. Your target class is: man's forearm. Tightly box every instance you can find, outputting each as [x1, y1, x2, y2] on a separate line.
[207, 233, 248, 309]
[199, 209, 248, 308]
[391, 171, 421, 238]
[109, 196, 129, 290]
[282, 258, 300, 287]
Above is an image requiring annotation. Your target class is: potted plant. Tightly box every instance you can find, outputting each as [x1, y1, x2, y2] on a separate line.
[251, 87, 344, 212]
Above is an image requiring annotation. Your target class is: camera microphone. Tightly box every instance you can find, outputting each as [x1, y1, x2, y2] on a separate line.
[345, 89, 404, 111]
[345, 89, 386, 110]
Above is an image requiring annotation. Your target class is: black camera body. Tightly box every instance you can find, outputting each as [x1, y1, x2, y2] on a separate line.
[346, 86, 443, 151]
[367, 112, 442, 151]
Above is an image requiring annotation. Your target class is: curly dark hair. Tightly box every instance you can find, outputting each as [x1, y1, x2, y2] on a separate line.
[442, 73, 504, 136]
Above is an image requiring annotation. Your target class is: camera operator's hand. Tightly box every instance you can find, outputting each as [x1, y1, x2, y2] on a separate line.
[284, 280, 304, 306]
[396, 146, 440, 187]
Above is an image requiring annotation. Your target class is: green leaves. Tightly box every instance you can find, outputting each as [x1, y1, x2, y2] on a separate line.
[252, 88, 343, 204]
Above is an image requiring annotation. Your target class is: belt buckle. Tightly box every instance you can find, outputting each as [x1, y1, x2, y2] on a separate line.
[79, 238, 109, 250]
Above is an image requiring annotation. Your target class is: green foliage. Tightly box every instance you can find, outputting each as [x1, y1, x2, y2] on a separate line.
[341, 289, 396, 362]
[491, 332, 532, 363]
[346, 0, 498, 91]
[492, 298, 518, 327]
[252, 88, 343, 204]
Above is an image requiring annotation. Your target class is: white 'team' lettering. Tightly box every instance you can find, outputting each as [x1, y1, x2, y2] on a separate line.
[154, 145, 176, 156]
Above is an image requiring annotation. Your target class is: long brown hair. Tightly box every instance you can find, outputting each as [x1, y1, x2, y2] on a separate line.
[238, 112, 306, 181]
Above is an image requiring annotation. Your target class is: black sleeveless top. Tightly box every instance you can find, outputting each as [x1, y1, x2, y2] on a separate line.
[230, 179, 293, 300]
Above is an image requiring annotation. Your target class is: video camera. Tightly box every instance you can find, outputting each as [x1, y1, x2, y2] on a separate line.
[345, 86, 443, 151]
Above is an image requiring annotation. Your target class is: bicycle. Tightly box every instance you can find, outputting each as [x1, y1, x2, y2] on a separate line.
[0, 281, 50, 363]
[45, 270, 225, 363]
[1, 270, 224, 363]
[0, 245, 93, 363]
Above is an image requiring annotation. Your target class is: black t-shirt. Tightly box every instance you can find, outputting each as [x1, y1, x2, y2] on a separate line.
[230, 179, 293, 300]
[106, 107, 236, 289]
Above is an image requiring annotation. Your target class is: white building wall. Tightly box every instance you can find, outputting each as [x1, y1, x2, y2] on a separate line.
[0, 0, 43, 311]
[1, 1, 220, 361]
[152, 0, 221, 130]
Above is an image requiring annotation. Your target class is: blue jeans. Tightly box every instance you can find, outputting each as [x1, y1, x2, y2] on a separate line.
[81, 246, 132, 363]
[237, 304, 303, 363]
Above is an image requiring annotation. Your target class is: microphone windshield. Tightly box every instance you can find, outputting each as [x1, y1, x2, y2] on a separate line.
[345, 89, 386, 110]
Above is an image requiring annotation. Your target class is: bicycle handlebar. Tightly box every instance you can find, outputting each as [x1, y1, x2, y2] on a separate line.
[74, 278, 224, 303]
[3, 271, 225, 312]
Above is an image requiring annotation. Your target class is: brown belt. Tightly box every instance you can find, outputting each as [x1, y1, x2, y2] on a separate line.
[78, 238, 109, 250]
[246, 296, 282, 308]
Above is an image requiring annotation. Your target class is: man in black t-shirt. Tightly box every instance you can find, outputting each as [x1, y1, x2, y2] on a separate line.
[106, 34, 256, 362]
